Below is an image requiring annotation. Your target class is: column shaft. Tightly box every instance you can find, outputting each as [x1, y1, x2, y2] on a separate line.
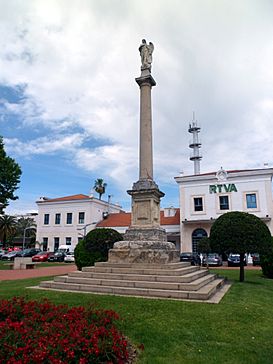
[139, 82, 153, 180]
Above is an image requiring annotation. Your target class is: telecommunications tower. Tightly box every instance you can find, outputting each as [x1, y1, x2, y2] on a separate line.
[188, 113, 202, 175]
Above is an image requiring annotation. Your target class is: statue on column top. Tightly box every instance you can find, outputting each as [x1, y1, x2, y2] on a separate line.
[139, 39, 154, 71]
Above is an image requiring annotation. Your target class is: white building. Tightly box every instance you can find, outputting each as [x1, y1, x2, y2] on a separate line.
[36, 194, 123, 252]
[175, 168, 273, 253]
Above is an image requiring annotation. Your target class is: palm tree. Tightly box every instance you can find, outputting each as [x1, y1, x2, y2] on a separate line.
[0, 215, 17, 248]
[15, 217, 37, 247]
[93, 178, 107, 200]
[15, 217, 36, 237]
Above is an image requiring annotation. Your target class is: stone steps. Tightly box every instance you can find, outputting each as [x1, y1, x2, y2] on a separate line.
[68, 267, 208, 283]
[38, 261, 227, 302]
[40, 277, 225, 300]
[94, 261, 188, 269]
[54, 272, 215, 291]
[83, 264, 198, 276]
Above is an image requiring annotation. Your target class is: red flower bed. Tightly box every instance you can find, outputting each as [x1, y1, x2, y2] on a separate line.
[0, 297, 129, 364]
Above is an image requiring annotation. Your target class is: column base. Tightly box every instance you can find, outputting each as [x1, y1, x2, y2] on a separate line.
[108, 240, 180, 264]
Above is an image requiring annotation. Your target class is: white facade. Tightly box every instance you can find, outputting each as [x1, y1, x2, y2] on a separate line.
[36, 194, 123, 252]
[175, 168, 273, 252]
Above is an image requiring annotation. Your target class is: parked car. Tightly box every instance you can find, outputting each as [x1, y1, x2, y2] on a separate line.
[202, 253, 223, 266]
[32, 251, 54, 262]
[17, 248, 41, 258]
[64, 252, 75, 263]
[0, 249, 7, 258]
[227, 253, 247, 267]
[1, 250, 22, 261]
[180, 252, 201, 266]
[252, 253, 260, 266]
[48, 252, 66, 262]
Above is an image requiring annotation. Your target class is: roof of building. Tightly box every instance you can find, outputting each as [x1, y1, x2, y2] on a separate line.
[37, 194, 91, 203]
[178, 168, 273, 178]
[97, 209, 180, 227]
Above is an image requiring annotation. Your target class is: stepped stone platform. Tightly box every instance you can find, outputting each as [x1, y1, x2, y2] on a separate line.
[38, 261, 228, 302]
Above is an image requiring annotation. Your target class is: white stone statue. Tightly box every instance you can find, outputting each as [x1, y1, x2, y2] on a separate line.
[139, 39, 154, 71]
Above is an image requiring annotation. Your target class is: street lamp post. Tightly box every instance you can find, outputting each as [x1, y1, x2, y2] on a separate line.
[23, 226, 36, 251]
[77, 222, 97, 239]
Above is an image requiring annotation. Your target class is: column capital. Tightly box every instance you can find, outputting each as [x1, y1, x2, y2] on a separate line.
[135, 73, 156, 87]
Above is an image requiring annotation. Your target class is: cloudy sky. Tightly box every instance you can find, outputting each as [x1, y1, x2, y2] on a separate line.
[1, 0, 273, 214]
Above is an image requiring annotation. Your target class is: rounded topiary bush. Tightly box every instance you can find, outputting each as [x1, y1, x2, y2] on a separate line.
[74, 228, 123, 271]
[210, 211, 272, 282]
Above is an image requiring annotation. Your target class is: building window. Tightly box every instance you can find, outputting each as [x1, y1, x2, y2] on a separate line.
[54, 237, 59, 251]
[66, 237, 72, 245]
[55, 213, 61, 224]
[194, 197, 203, 212]
[66, 213, 72, 224]
[42, 237, 48, 251]
[78, 212, 85, 224]
[246, 193, 257, 209]
[219, 195, 229, 210]
[44, 214, 49, 225]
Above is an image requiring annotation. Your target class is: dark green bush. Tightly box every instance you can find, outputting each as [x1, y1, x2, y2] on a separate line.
[261, 253, 273, 278]
[261, 239, 273, 278]
[74, 228, 123, 271]
[74, 239, 97, 271]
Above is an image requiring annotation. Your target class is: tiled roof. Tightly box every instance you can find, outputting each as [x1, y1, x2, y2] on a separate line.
[97, 209, 180, 227]
[37, 194, 90, 203]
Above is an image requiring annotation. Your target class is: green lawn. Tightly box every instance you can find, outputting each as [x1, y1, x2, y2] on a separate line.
[0, 269, 272, 364]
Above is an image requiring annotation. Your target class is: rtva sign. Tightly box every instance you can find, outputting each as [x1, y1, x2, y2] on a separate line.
[209, 184, 238, 193]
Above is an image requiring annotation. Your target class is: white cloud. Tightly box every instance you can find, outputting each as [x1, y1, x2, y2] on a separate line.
[4, 134, 85, 156]
[1, 0, 273, 209]
[74, 144, 138, 191]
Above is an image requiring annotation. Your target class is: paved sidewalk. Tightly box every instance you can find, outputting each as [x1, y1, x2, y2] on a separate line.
[0, 264, 77, 281]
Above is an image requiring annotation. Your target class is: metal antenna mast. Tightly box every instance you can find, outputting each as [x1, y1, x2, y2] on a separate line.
[188, 112, 202, 175]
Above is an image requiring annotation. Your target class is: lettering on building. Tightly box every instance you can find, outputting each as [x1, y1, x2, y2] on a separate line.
[209, 184, 237, 194]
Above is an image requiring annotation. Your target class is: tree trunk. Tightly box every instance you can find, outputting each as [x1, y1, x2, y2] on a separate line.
[239, 253, 245, 282]
[3, 232, 7, 249]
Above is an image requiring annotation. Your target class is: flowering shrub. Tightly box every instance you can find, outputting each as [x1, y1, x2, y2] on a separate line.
[0, 297, 129, 364]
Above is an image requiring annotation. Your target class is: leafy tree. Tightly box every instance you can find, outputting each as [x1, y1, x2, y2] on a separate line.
[0, 215, 17, 248]
[74, 228, 123, 270]
[0, 137, 22, 213]
[93, 178, 107, 200]
[210, 211, 272, 282]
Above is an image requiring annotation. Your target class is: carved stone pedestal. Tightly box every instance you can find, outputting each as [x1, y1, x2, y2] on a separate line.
[108, 178, 180, 264]
[108, 240, 179, 264]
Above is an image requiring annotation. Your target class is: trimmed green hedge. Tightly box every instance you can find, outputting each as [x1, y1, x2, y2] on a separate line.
[74, 228, 123, 271]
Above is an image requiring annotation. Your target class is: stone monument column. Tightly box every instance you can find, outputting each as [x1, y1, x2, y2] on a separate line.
[138, 74, 155, 181]
[108, 39, 179, 264]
